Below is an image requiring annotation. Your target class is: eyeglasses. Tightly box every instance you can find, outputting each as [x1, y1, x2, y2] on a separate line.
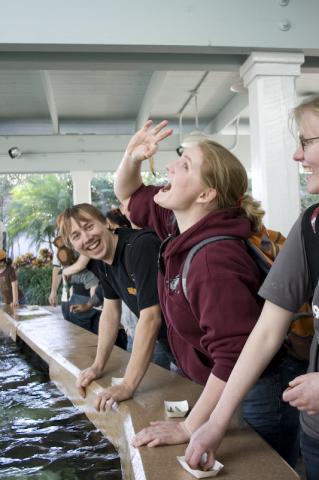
[299, 135, 319, 151]
[176, 146, 184, 157]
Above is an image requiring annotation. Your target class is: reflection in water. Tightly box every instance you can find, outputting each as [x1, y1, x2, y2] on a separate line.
[0, 334, 122, 479]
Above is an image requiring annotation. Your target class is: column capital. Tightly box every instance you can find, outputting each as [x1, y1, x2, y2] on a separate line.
[240, 51, 305, 87]
[70, 170, 94, 204]
[70, 170, 94, 182]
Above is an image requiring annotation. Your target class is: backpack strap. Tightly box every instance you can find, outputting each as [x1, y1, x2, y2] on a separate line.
[245, 241, 272, 276]
[124, 229, 158, 283]
[301, 202, 319, 292]
[181, 235, 240, 300]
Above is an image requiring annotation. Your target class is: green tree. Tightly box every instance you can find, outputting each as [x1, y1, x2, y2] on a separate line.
[91, 173, 118, 212]
[91, 170, 167, 213]
[0, 174, 25, 221]
[6, 174, 73, 251]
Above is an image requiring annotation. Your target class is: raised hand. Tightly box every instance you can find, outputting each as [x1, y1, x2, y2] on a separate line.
[126, 120, 173, 162]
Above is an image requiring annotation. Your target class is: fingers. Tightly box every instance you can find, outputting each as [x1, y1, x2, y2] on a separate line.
[144, 119, 173, 144]
[156, 127, 174, 143]
[202, 450, 215, 471]
[307, 410, 318, 416]
[152, 120, 169, 134]
[289, 375, 306, 387]
[186, 449, 203, 470]
[95, 393, 114, 411]
[186, 449, 215, 471]
[76, 376, 87, 398]
[132, 428, 158, 447]
[76, 383, 86, 398]
[147, 438, 161, 448]
[142, 119, 153, 130]
[76, 369, 96, 397]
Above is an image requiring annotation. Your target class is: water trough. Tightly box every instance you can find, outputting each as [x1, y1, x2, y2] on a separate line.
[0, 305, 299, 480]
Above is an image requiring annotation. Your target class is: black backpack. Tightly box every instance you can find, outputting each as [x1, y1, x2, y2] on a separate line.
[301, 202, 319, 292]
[123, 228, 159, 283]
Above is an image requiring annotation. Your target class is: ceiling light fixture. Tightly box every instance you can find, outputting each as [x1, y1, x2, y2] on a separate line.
[8, 147, 22, 159]
[230, 81, 247, 94]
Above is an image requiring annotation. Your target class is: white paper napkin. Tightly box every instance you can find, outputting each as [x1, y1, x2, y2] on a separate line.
[164, 400, 189, 417]
[177, 456, 224, 478]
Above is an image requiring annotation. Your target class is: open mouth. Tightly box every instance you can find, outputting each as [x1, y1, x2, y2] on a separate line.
[301, 165, 313, 175]
[86, 240, 100, 251]
[160, 183, 171, 193]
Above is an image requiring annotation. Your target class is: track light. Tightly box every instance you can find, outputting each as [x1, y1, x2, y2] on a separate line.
[8, 147, 22, 159]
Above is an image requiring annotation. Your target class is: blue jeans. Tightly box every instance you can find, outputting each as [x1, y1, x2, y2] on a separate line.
[152, 340, 175, 370]
[300, 429, 319, 480]
[242, 355, 308, 468]
[126, 335, 173, 370]
[62, 294, 101, 334]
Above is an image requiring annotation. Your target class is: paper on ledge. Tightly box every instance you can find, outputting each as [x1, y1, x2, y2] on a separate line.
[164, 400, 189, 417]
[177, 456, 223, 478]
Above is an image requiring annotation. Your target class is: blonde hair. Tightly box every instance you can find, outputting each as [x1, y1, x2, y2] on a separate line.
[293, 96, 319, 124]
[59, 203, 106, 247]
[198, 139, 265, 232]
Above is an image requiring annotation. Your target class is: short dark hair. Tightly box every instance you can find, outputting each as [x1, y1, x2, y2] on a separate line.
[106, 208, 131, 229]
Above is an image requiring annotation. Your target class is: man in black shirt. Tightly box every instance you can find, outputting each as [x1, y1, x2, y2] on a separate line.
[59, 203, 171, 411]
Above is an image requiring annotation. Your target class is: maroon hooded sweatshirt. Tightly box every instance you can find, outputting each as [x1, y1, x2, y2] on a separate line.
[129, 185, 264, 385]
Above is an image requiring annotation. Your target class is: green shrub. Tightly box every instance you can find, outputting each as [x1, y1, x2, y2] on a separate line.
[17, 266, 53, 306]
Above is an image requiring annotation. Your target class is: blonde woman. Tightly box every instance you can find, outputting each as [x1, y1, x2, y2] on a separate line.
[114, 121, 304, 466]
[184, 98, 319, 480]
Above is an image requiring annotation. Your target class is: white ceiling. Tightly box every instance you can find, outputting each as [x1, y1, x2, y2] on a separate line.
[0, 62, 318, 174]
[0, 69, 241, 134]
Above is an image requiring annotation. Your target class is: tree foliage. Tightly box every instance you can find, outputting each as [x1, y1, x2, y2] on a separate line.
[6, 174, 73, 251]
[17, 265, 53, 305]
[0, 174, 25, 222]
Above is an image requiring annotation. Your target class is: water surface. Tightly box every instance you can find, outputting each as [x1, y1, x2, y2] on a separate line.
[0, 334, 122, 479]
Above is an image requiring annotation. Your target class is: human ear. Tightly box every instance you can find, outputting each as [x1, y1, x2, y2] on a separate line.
[197, 188, 217, 204]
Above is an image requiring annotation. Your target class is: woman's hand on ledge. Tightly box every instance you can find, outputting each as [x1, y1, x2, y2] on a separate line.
[132, 420, 190, 448]
[94, 382, 134, 411]
[185, 418, 224, 471]
[76, 365, 103, 398]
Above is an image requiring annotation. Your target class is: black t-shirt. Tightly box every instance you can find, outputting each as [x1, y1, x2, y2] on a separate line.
[88, 228, 160, 317]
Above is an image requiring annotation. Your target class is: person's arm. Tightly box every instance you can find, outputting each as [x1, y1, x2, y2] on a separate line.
[90, 284, 97, 297]
[76, 298, 121, 397]
[63, 255, 89, 276]
[70, 303, 93, 313]
[11, 280, 19, 307]
[95, 304, 162, 410]
[115, 120, 172, 203]
[132, 372, 225, 447]
[49, 266, 62, 306]
[185, 301, 293, 470]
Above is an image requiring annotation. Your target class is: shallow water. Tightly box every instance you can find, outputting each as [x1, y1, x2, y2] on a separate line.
[0, 334, 122, 480]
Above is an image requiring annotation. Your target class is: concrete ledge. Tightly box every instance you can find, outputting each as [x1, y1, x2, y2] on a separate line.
[0, 306, 299, 480]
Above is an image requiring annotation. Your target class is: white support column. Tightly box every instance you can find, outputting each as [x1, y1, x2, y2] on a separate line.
[0, 221, 4, 250]
[71, 170, 94, 205]
[240, 52, 304, 236]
